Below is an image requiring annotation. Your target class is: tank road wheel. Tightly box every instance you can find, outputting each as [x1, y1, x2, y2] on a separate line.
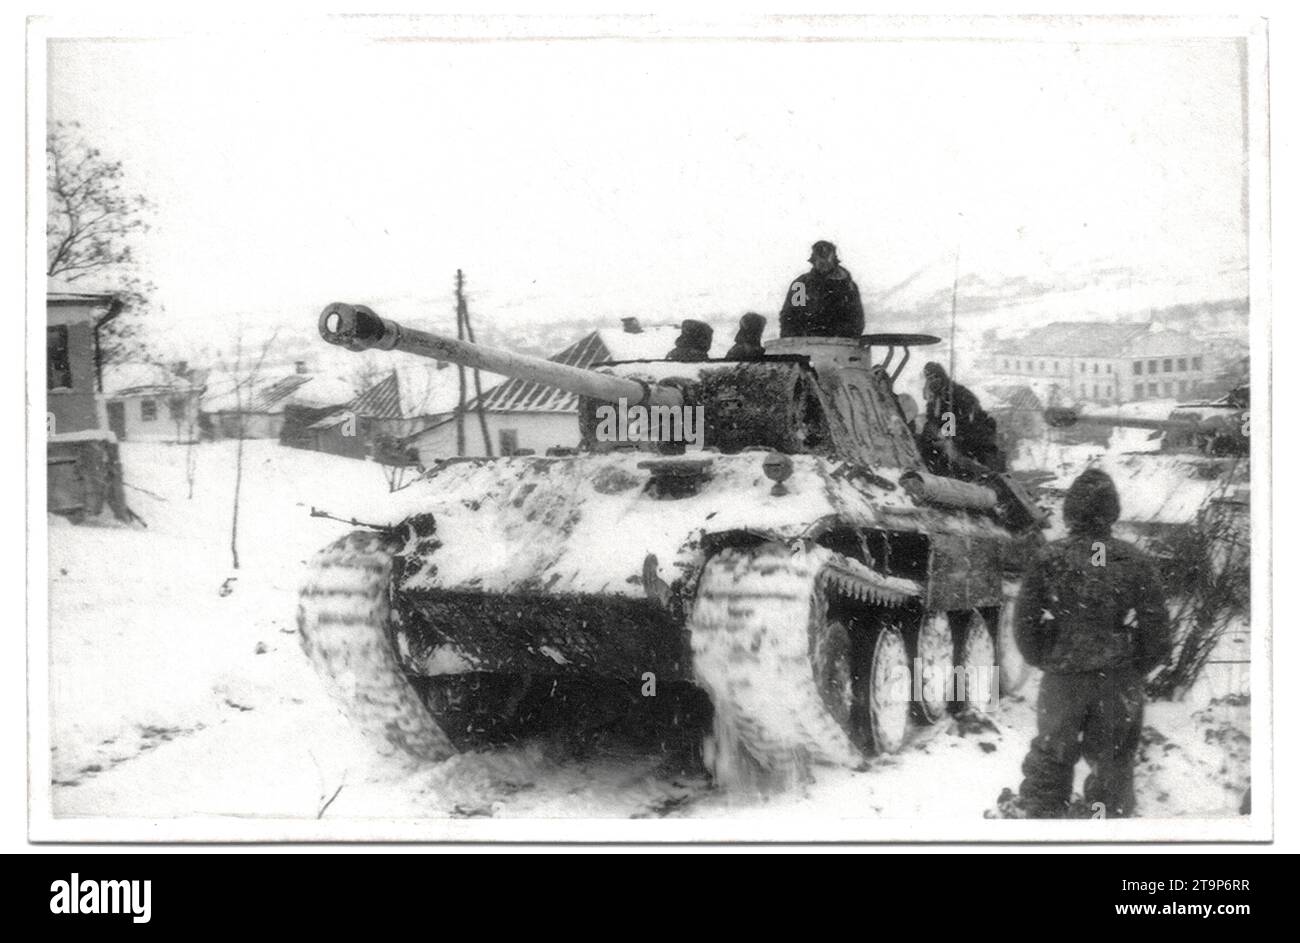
[863, 622, 912, 754]
[913, 612, 954, 724]
[810, 616, 855, 740]
[956, 609, 999, 715]
[297, 530, 455, 763]
[996, 582, 1031, 694]
[689, 542, 920, 786]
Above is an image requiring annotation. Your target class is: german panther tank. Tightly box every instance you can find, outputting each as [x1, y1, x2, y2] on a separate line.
[298, 303, 1046, 783]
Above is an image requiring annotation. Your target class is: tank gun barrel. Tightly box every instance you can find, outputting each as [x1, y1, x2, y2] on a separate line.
[1043, 406, 1201, 432]
[319, 302, 683, 408]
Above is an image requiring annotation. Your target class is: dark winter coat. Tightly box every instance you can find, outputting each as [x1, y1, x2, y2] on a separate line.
[778, 266, 865, 338]
[919, 363, 1001, 469]
[1014, 471, 1171, 675]
[725, 312, 767, 361]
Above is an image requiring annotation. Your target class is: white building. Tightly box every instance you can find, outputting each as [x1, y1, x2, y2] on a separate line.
[102, 362, 206, 443]
[989, 322, 1210, 406]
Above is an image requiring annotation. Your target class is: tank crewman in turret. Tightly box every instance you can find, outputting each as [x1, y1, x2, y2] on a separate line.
[664, 319, 714, 362]
[1012, 469, 1171, 818]
[918, 361, 1004, 476]
[726, 312, 767, 360]
[778, 240, 866, 339]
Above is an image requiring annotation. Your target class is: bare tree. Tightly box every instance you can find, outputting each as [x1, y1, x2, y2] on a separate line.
[46, 120, 156, 364]
[218, 330, 279, 571]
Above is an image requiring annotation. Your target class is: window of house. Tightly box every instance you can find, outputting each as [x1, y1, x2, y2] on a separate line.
[1106, 364, 1112, 374]
[1003, 359, 1009, 369]
[1163, 359, 1173, 373]
[1148, 382, 1158, 396]
[1015, 360, 1021, 370]
[1134, 361, 1142, 375]
[168, 397, 185, 422]
[1179, 380, 1188, 396]
[1054, 361, 1060, 372]
[1039, 361, 1045, 371]
[1163, 382, 1172, 396]
[1192, 356, 1202, 371]
[1133, 383, 1143, 399]
[47, 326, 72, 389]
[141, 399, 158, 422]
[1148, 360, 1158, 373]
[499, 429, 519, 456]
[1177, 358, 1187, 372]
[1093, 384, 1098, 398]
[1092, 363, 1098, 374]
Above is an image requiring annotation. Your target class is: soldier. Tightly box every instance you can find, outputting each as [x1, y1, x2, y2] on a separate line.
[1013, 468, 1171, 818]
[725, 312, 767, 361]
[664, 319, 714, 362]
[918, 361, 1004, 476]
[778, 240, 865, 338]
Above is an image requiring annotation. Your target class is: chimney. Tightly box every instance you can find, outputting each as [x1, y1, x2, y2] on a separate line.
[295, 360, 308, 374]
[621, 317, 643, 334]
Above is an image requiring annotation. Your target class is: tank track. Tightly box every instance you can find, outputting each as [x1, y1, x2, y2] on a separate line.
[297, 530, 455, 763]
[689, 542, 920, 787]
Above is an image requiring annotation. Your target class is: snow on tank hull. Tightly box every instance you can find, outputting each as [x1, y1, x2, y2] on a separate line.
[353, 450, 1020, 685]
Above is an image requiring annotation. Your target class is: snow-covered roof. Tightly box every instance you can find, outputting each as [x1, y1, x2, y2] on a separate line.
[352, 363, 505, 420]
[46, 276, 119, 305]
[998, 322, 1149, 359]
[202, 370, 355, 414]
[478, 324, 689, 414]
[103, 363, 203, 397]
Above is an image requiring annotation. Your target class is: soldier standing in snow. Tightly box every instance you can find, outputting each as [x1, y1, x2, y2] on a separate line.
[1013, 468, 1171, 818]
[778, 240, 865, 338]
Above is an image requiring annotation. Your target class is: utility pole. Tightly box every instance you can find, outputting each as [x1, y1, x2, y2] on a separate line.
[457, 270, 495, 457]
[454, 270, 467, 457]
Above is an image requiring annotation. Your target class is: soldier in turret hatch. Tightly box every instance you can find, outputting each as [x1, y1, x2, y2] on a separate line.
[664, 319, 714, 362]
[778, 240, 865, 339]
[726, 312, 767, 361]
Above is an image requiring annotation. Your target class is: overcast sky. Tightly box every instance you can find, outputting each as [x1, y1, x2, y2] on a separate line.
[45, 24, 1248, 357]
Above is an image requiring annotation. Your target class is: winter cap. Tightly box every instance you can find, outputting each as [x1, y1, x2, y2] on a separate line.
[809, 240, 838, 262]
[678, 319, 714, 351]
[1063, 468, 1122, 532]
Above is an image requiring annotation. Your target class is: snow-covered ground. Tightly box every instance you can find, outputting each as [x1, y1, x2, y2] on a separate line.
[45, 441, 1249, 823]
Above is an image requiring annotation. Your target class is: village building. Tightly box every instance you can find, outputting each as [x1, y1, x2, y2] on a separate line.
[46, 282, 122, 435]
[409, 319, 683, 465]
[101, 362, 206, 443]
[45, 281, 132, 521]
[988, 322, 1210, 405]
[200, 362, 352, 441]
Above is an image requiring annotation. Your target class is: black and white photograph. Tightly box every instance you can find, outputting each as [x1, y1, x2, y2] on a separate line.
[27, 13, 1271, 844]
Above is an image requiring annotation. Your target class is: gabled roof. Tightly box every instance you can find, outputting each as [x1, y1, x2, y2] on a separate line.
[352, 363, 505, 420]
[479, 325, 682, 414]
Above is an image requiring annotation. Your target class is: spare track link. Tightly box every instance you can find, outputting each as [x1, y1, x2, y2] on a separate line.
[297, 530, 455, 763]
[689, 542, 920, 779]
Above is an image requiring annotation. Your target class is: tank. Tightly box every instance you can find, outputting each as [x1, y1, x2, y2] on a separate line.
[298, 302, 1047, 783]
[1043, 385, 1250, 458]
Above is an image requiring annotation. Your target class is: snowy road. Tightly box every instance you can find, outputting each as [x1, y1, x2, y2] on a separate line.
[44, 442, 1249, 826]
